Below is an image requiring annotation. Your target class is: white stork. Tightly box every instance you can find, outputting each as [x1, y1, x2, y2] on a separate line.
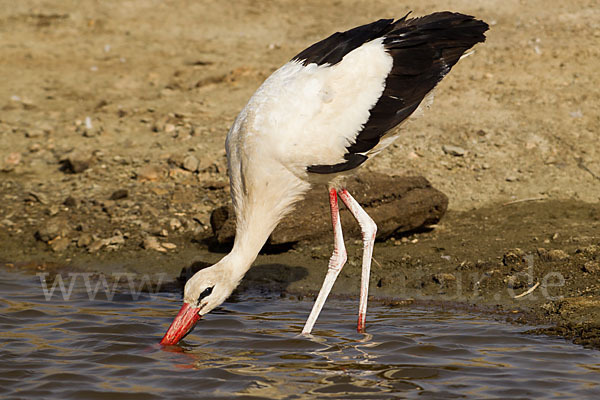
[160, 12, 488, 345]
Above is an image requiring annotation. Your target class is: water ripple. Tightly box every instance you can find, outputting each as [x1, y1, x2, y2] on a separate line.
[0, 269, 599, 399]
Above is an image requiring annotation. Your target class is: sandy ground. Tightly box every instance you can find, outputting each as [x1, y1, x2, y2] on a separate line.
[1, 1, 599, 347]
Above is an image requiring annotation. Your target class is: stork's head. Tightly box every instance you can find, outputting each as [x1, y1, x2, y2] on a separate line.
[160, 263, 237, 345]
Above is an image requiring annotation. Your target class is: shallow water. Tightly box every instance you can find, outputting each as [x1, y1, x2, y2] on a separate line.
[1, 269, 599, 399]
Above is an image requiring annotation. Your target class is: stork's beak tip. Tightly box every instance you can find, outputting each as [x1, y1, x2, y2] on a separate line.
[160, 302, 202, 345]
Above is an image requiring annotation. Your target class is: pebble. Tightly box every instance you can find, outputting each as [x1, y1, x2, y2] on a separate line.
[25, 129, 44, 138]
[36, 218, 70, 242]
[503, 248, 525, 266]
[28, 143, 42, 152]
[109, 233, 125, 245]
[28, 191, 48, 204]
[169, 218, 182, 230]
[61, 152, 92, 173]
[182, 155, 200, 172]
[433, 273, 456, 284]
[47, 205, 60, 216]
[161, 242, 177, 250]
[136, 165, 164, 181]
[547, 249, 569, 261]
[49, 237, 71, 252]
[442, 144, 466, 156]
[142, 236, 166, 252]
[64, 196, 78, 207]
[1, 152, 22, 172]
[582, 261, 600, 274]
[109, 189, 129, 200]
[77, 233, 93, 248]
[88, 239, 107, 253]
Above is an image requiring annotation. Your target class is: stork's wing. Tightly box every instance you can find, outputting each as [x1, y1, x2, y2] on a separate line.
[299, 12, 488, 174]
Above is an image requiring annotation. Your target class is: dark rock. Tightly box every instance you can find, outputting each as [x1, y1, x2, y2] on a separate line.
[64, 196, 78, 207]
[211, 173, 448, 245]
[109, 189, 129, 200]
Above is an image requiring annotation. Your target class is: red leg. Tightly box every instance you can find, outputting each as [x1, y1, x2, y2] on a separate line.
[339, 189, 377, 333]
[302, 188, 347, 334]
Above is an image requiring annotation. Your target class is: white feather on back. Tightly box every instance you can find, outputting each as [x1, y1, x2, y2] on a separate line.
[237, 38, 393, 174]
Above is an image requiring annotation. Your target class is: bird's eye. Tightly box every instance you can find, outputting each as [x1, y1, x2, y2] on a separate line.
[198, 286, 214, 302]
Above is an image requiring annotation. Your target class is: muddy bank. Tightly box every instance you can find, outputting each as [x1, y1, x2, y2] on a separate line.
[3, 199, 600, 349]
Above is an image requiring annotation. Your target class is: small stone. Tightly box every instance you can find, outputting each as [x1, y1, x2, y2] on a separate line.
[442, 144, 466, 156]
[109, 189, 128, 200]
[49, 237, 71, 252]
[136, 165, 164, 181]
[157, 228, 168, 237]
[36, 218, 70, 242]
[109, 233, 125, 245]
[28, 191, 48, 204]
[164, 123, 176, 133]
[182, 155, 200, 172]
[88, 239, 107, 253]
[506, 274, 528, 290]
[433, 273, 456, 285]
[64, 196, 78, 207]
[61, 152, 92, 173]
[142, 236, 166, 252]
[582, 261, 600, 274]
[77, 233, 93, 248]
[547, 249, 569, 261]
[47, 205, 60, 216]
[503, 248, 525, 266]
[576, 245, 600, 258]
[169, 218, 182, 231]
[505, 175, 518, 182]
[25, 129, 44, 138]
[28, 143, 42, 152]
[162, 242, 177, 250]
[1, 152, 22, 172]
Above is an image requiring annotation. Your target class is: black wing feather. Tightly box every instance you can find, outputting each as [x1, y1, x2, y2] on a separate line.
[292, 18, 397, 66]
[305, 12, 489, 174]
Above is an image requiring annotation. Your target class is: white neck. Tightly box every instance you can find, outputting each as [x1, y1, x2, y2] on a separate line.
[221, 166, 310, 284]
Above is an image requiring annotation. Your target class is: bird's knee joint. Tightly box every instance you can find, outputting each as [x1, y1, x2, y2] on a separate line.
[329, 249, 347, 270]
[361, 220, 377, 242]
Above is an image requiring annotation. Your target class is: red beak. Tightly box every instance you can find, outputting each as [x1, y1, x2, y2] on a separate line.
[160, 303, 202, 345]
